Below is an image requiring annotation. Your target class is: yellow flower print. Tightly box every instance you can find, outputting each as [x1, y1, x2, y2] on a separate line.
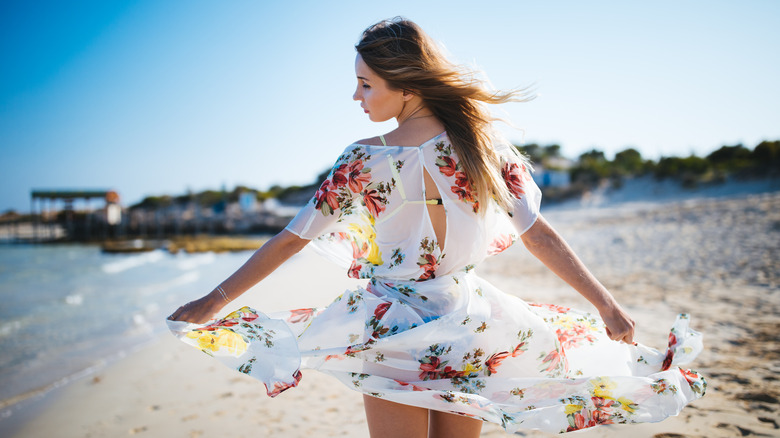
[215, 329, 248, 355]
[618, 397, 638, 413]
[564, 404, 584, 415]
[187, 331, 218, 352]
[553, 315, 576, 330]
[590, 376, 617, 399]
[348, 213, 383, 265]
[461, 363, 482, 374]
[187, 329, 247, 355]
[224, 307, 247, 320]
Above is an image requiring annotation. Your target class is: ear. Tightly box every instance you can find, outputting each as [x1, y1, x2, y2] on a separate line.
[402, 89, 417, 101]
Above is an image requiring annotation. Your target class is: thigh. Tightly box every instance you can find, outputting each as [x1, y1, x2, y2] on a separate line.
[428, 409, 483, 438]
[363, 394, 429, 438]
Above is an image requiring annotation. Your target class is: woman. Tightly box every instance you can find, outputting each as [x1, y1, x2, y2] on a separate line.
[169, 18, 705, 437]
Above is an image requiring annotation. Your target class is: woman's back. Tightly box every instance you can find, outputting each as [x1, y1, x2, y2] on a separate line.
[285, 131, 542, 282]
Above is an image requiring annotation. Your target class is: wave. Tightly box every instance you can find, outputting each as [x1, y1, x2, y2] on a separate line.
[136, 271, 200, 297]
[101, 250, 165, 274]
[176, 252, 216, 271]
[0, 319, 26, 339]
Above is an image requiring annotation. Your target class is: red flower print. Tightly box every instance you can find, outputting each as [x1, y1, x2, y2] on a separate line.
[439, 365, 460, 379]
[362, 189, 386, 217]
[541, 345, 569, 375]
[679, 368, 699, 383]
[393, 379, 426, 391]
[567, 411, 587, 431]
[511, 342, 528, 357]
[287, 308, 315, 324]
[488, 234, 514, 255]
[265, 370, 302, 398]
[348, 261, 361, 279]
[419, 356, 442, 380]
[668, 332, 678, 348]
[347, 160, 371, 193]
[331, 164, 348, 188]
[591, 409, 614, 426]
[529, 303, 571, 314]
[502, 162, 527, 199]
[591, 396, 615, 411]
[348, 241, 369, 278]
[454, 171, 470, 188]
[417, 253, 439, 281]
[438, 156, 458, 177]
[314, 180, 340, 212]
[678, 368, 706, 395]
[451, 186, 469, 201]
[661, 349, 674, 371]
[485, 351, 510, 375]
[373, 302, 391, 321]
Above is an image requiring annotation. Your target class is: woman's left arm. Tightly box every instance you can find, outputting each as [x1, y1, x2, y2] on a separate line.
[520, 214, 636, 343]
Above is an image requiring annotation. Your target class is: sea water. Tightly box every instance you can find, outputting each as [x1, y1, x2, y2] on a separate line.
[0, 243, 261, 418]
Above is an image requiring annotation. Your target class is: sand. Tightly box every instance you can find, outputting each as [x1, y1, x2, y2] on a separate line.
[6, 189, 780, 437]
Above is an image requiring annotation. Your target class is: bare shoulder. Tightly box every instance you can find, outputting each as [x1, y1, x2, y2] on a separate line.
[353, 136, 384, 146]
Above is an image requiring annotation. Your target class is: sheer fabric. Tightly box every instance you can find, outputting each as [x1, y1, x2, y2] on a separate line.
[168, 132, 705, 434]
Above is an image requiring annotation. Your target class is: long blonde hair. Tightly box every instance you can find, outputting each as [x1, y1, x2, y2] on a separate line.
[355, 17, 534, 213]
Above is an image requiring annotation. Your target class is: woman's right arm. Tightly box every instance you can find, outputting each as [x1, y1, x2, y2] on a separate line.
[168, 229, 309, 324]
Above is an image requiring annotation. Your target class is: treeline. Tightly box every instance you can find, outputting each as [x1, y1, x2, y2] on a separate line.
[518, 139, 780, 190]
[131, 140, 779, 210]
[131, 170, 330, 210]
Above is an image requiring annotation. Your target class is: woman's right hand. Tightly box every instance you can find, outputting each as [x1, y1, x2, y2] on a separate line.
[168, 292, 227, 324]
[599, 302, 636, 344]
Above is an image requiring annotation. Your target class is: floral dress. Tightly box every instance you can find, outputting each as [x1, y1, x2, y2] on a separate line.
[168, 132, 706, 434]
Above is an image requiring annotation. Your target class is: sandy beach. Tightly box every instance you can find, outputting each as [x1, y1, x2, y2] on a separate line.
[5, 187, 779, 437]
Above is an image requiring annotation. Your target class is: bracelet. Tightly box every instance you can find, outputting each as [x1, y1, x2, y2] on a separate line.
[216, 285, 230, 303]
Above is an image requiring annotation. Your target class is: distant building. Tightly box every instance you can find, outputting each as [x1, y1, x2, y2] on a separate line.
[239, 192, 258, 212]
[532, 166, 571, 188]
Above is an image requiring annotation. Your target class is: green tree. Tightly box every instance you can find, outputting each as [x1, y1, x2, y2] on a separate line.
[612, 148, 645, 175]
[570, 149, 610, 185]
[706, 144, 752, 172]
[752, 140, 780, 173]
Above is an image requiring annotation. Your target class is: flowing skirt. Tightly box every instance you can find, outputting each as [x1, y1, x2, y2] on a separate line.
[167, 269, 706, 434]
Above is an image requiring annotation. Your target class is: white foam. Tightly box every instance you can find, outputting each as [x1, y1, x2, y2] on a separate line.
[64, 294, 83, 306]
[101, 250, 165, 274]
[137, 271, 200, 296]
[0, 320, 24, 338]
[176, 252, 217, 271]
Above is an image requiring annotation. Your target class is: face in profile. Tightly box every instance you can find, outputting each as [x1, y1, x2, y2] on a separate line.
[353, 54, 406, 122]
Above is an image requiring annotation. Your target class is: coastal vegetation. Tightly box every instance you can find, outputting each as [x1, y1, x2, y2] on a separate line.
[518, 139, 779, 201]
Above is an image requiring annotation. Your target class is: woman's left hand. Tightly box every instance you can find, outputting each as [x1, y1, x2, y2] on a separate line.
[169, 292, 225, 324]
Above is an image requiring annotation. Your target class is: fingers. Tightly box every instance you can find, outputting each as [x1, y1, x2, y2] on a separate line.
[604, 321, 635, 344]
[169, 303, 193, 321]
[168, 306, 184, 321]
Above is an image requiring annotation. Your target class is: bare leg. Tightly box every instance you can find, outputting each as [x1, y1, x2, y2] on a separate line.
[429, 410, 483, 438]
[363, 395, 429, 438]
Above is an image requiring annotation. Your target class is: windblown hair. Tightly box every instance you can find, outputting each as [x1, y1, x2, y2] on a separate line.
[356, 17, 534, 213]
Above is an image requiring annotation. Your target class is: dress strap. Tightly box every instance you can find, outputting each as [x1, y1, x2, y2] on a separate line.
[379, 135, 387, 146]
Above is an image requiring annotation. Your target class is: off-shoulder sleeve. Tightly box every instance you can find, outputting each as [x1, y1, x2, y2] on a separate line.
[496, 144, 542, 235]
[284, 145, 361, 240]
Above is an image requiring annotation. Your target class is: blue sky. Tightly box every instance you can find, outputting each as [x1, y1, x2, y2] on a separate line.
[2, 1, 778, 212]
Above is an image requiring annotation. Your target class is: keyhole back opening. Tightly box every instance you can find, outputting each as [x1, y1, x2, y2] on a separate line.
[422, 168, 447, 253]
